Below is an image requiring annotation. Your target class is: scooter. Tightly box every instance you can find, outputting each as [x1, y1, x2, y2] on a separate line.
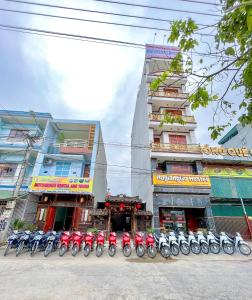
[232, 232, 251, 255]
[83, 232, 95, 257]
[145, 233, 157, 258]
[108, 232, 117, 257]
[59, 231, 72, 257]
[122, 232, 132, 257]
[215, 232, 235, 255]
[206, 231, 220, 254]
[16, 231, 34, 257]
[153, 232, 171, 258]
[134, 232, 145, 257]
[196, 231, 209, 254]
[177, 231, 190, 255]
[71, 231, 85, 256]
[44, 231, 61, 257]
[96, 231, 105, 257]
[4, 230, 22, 256]
[187, 231, 201, 254]
[166, 231, 179, 256]
[30, 231, 47, 256]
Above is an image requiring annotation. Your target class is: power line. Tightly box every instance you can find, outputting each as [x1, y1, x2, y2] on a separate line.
[0, 7, 215, 37]
[92, 0, 221, 16]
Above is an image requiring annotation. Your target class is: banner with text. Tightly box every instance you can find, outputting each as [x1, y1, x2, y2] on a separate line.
[153, 173, 211, 187]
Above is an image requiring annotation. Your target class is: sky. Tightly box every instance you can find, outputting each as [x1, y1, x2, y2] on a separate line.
[0, 0, 239, 195]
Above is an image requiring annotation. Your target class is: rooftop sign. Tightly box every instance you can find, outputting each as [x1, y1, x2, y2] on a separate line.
[145, 44, 179, 59]
[201, 145, 252, 157]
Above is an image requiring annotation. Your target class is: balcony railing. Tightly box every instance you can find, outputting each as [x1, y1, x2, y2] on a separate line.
[148, 90, 188, 99]
[149, 113, 196, 123]
[52, 139, 91, 155]
[151, 143, 201, 154]
[0, 176, 31, 186]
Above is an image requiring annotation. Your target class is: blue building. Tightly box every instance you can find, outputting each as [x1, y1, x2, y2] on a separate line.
[0, 110, 107, 232]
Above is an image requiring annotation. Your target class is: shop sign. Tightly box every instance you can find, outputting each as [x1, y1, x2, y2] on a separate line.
[201, 145, 252, 157]
[153, 173, 211, 187]
[30, 176, 93, 194]
[145, 44, 179, 59]
[203, 167, 252, 178]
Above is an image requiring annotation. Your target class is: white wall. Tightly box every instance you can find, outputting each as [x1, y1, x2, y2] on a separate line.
[221, 125, 252, 148]
[131, 65, 153, 212]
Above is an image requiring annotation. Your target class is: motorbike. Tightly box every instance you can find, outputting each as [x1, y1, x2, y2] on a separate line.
[83, 232, 95, 257]
[196, 231, 209, 254]
[154, 232, 171, 258]
[44, 231, 61, 257]
[134, 232, 145, 257]
[206, 231, 220, 254]
[177, 231, 190, 255]
[4, 230, 22, 256]
[59, 231, 72, 257]
[231, 232, 251, 256]
[187, 231, 201, 254]
[30, 231, 47, 256]
[16, 231, 34, 257]
[122, 232, 132, 257]
[216, 232, 235, 255]
[96, 231, 105, 257]
[145, 233, 157, 258]
[166, 231, 180, 256]
[71, 231, 85, 256]
[108, 232, 117, 257]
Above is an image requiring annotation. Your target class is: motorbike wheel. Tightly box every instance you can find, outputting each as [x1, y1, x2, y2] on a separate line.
[31, 242, 38, 257]
[201, 243, 209, 254]
[71, 244, 79, 257]
[84, 244, 91, 257]
[59, 245, 67, 257]
[239, 244, 251, 256]
[160, 245, 171, 259]
[108, 245, 116, 257]
[123, 245, 132, 257]
[4, 243, 11, 256]
[136, 244, 145, 257]
[191, 243, 201, 255]
[96, 245, 103, 257]
[180, 243, 190, 255]
[16, 241, 24, 257]
[223, 243, 235, 255]
[44, 243, 53, 257]
[171, 244, 180, 256]
[147, 246, 157, 258]
[209, 242, 220, 254]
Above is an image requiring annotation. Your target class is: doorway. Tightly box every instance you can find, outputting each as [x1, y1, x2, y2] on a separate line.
[111, 212, 131, 232]
[54, 207, 74, 231]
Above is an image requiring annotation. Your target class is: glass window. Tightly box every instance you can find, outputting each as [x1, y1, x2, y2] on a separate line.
[0, 164, 17, 177]
[55, 162, 71, 177]
[8, 129, 29, 139]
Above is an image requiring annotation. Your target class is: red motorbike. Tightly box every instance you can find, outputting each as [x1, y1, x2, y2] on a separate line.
[59, 231, 72, 257]
[71, 231, 85, 256]
[96, 231, 105, 257]
[134, 232, 145, 257]
[108, 232, 117, 257]
[83, 232, 95, 257]
[122, 232, 132, 257]
[145, 233, 157, 258]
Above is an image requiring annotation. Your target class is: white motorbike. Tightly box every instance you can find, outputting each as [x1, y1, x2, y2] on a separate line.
[217, 232, 235, 255]
[206, 231, 220, 254]
[196, 231, 209, 254]
[232, 232, 251, 256]
[154, 233, 171, 258]
[166, 231, 180, 256]
[187, 231, 201, 254]
[177, 231, 190, 255]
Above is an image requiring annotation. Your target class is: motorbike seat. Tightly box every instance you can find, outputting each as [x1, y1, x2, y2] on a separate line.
[226, 233, 235, 240]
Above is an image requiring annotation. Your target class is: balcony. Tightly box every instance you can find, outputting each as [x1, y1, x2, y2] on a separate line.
[148, 90, 188, 99]
[50, 139, 91, 155]
[151, 143, 201, 154]
[0, 176, 31, 186]
[149, 113, 195, 124]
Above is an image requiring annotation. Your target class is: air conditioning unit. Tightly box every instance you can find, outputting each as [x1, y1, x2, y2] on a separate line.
[44, 158, 53, 165]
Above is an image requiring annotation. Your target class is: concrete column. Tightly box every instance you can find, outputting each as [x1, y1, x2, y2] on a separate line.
[205, 205, 216, 231]
[195, 161, 203, 174]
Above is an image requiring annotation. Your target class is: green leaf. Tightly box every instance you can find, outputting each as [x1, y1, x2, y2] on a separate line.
[225, 47, 236, 56]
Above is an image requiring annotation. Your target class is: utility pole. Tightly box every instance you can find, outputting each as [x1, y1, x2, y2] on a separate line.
[0, 135, 34, 242]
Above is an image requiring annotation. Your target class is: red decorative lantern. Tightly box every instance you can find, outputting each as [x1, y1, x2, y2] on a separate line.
[105, 202, 111, 207]
[119, 203, 125, 211]
[136, 203, 141, 210]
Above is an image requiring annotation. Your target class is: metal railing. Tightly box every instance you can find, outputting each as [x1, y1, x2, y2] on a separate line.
[54, 139, 89, 148]
[0, 176, 31, 185]
[151, 143, 201, 153]
[148, 90, 188, 99]
[149, 113, 195, 123]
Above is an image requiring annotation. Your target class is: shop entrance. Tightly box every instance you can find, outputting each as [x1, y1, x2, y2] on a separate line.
[111, 212, 131, 232]
[54, 207, 74, 231]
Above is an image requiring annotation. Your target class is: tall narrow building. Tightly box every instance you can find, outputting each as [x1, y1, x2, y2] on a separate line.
[131, 44, 214, 231]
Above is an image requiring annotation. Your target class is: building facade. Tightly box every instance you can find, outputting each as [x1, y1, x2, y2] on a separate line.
[0, 110, 107, 233]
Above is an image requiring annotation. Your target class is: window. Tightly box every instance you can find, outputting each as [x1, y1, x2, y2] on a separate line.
[165, 109, 182, 116]
[167, 163, 193, 174]
[163, 88, 178, 94]
[169, 135, 187, 144]
[8, 129, 29, 139]
[55, 162, 71, 177]
[0, 164, 17, 177]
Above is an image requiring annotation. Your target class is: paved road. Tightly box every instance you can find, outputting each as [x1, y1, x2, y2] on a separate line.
[0, 247, 252, 300]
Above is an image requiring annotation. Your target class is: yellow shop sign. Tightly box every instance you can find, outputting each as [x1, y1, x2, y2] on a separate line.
[153, 173, 211, 187]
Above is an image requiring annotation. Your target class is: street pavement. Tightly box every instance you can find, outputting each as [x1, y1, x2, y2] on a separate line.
[0, 246, 252, 300]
